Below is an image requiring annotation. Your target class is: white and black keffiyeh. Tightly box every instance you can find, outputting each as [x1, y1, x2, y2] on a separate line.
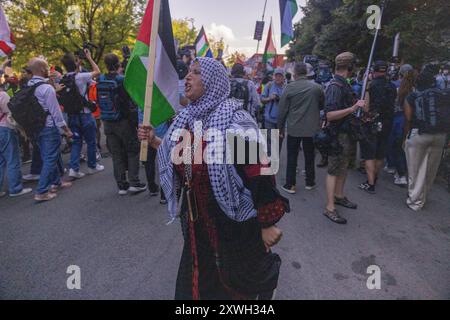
[158, 57, 262, 223]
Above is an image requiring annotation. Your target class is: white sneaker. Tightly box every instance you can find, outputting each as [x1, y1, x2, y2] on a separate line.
[10, 188, 33, 198]
[88, 164, 105, 175]
[0, 191, 6, 198]
[69, 169, 86, 179]
[118, 189, 128, 196]
[23, 174, 40, 181]
[394, 176, 408, 186]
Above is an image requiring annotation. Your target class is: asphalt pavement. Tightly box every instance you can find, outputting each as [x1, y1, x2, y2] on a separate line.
[0, 146, 449, 300]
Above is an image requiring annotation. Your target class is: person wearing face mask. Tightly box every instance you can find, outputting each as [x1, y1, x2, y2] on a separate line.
[138, 58, 289, 300]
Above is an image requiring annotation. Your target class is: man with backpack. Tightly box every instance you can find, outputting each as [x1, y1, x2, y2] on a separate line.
[9, 58, 73, 202]
[359, 61, 398, 194]
[98, 53, 147, 196]
[60, 49, 103, 179]
[403, 64, 449, 211]
[229, 63, 260, 120]
[323, 52, 367, 225]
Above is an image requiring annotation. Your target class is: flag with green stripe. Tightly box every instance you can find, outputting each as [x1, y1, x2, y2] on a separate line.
[124, 0, 179, 126]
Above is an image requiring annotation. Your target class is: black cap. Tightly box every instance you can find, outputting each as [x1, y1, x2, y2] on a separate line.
[176, 60, 188, 80]
[373, 60, 388, 73]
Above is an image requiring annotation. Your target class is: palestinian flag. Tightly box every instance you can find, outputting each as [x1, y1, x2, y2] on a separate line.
[279, 0, 298, 48]
[124, 0, 179, 126]
[262, 20, 277, 70]
[195, 26, 214, 58]
[0, 5, 15, 57]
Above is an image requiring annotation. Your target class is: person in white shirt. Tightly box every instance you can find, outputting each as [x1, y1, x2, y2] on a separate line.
[60, 49, 103, 179]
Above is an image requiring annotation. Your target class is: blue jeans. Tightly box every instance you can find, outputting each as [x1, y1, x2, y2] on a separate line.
[69, 114, 97, 171]
[386, 113, 407, 176]
[0, 127, 24, 194]
[36, 126, 62, 195]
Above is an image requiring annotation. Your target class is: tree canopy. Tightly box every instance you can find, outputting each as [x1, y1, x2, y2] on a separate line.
[2, 0, 145, 69]
[287, 0, 450, 67]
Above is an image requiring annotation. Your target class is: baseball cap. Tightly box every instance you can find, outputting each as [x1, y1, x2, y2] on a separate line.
[274, 68, 285, 76]
[373, 60, 388, 73]
[335, 52, 356, 68]
[399, 64, 414, 76]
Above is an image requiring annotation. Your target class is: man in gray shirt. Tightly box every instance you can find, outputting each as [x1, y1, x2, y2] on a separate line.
[278, 62, 324, 194]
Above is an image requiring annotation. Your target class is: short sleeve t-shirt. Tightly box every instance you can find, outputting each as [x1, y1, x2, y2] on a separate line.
[68, 72, 93, 114]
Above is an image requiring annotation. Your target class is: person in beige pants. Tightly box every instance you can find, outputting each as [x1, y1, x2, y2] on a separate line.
[404, 129, 446, 211]
[403, 65, 447, 211]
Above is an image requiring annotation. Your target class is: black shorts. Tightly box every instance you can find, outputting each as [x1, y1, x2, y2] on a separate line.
[360, 125, 392, 161]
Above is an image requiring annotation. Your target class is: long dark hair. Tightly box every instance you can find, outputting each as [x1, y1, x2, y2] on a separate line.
[398, 70, 418, 106]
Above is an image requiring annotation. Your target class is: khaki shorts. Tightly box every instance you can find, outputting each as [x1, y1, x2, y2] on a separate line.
[328, 133, 357, 177]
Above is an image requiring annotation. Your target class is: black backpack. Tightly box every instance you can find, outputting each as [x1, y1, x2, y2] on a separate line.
[229, 79, 250, 111]
[58, 74, 96, 114]
[8, 82, 48, 137]
[414, 87, 450, 134]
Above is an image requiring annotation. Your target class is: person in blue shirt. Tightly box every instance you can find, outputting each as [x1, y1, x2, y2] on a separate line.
[261, 68, 286, 155]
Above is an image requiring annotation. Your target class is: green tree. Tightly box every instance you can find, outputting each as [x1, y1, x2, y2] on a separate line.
[172, 17, 197, 49]
[288, 0, 450, 67]
[2, 0, 145, 69]
[226, 51, 246, 67]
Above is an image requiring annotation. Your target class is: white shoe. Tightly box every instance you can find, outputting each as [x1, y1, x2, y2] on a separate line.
[0, 191, 6, 198]
[384, 166, 396, 175]
[394, 176, 408, 186]
[118, 189, 128, 196]
[69, 169, 86, 179]
[10, 188, 33, 198]
[23, 174, 40, 181]
[88, 164, 105, 175]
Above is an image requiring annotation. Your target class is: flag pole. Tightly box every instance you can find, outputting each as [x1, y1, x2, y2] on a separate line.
[140, 0, 162, 161]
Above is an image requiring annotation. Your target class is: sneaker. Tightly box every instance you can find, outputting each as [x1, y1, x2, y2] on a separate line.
[118, 189, 128, 196]
[148, 184, 160, 197]
[87, 164, 105, 175]
[10, 188, 33, 198]
[359, 182, 376, 194]
[23, 174, 40, 181]
[80, 154, 87, 162]
[281, 184, 296, 194]
[129, 183, 147, 194]
[323, 209, 347, 225]
[160, 198, 168, 205]
[34, 192, 57, 203]
[0, 191, 6, 198]
[96, 152, 101, 161]
[305, 184, 317, 191]
[335, 196, 358, 210]
[69, 169, 86, 179]
[394, 176, 408, 186]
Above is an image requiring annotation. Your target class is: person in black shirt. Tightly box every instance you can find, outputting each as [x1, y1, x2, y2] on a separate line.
[359, 61, 397, 194]
[323, 52, 368, 225]
[101, 53, 147, 196]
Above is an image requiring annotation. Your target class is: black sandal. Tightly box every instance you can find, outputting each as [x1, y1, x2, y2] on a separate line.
[324, 209, 347, 225]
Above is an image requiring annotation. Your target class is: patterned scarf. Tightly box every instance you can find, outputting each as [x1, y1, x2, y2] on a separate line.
[158, 57, 261, 223]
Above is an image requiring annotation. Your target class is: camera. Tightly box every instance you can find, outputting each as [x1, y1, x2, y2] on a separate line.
[75, 42, 98, 60]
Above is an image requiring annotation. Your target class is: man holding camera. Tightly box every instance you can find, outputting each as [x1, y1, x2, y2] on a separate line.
[323, 52, 368, 225]
[261, 68, 286, 155]
[60, 49, 103, 179]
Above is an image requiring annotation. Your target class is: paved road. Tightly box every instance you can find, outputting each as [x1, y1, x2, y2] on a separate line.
[1, 147, 449, 300]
